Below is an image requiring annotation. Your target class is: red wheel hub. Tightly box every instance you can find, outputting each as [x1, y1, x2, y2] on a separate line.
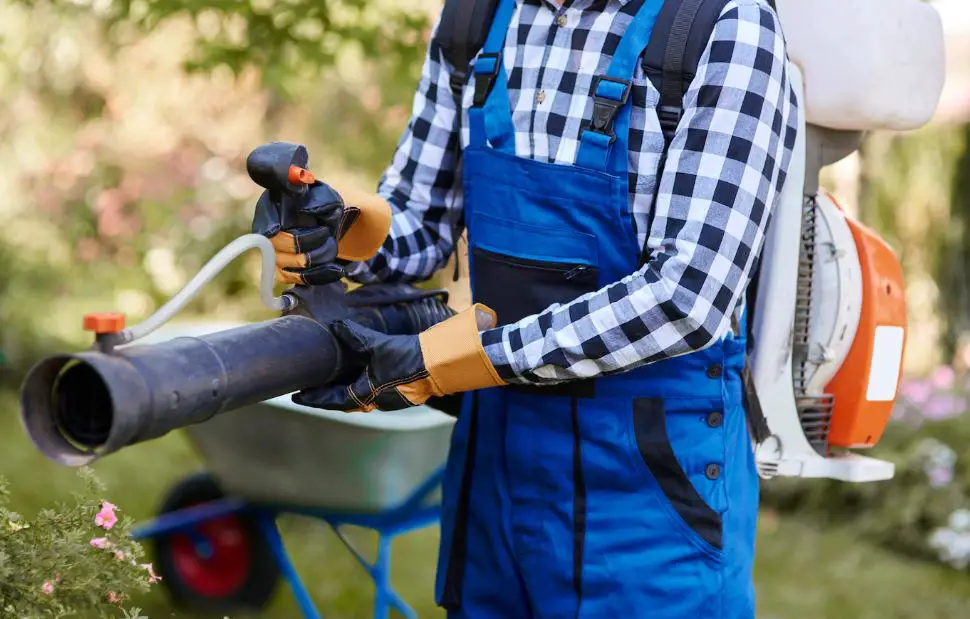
[170, 515, 251, 598]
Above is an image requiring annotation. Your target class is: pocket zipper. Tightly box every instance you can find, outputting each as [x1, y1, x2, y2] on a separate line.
[564, 265, 589, 280]
[473, 247, 594, 279]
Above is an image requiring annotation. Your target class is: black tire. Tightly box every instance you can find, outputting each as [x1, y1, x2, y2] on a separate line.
[151, 472, 281, 614]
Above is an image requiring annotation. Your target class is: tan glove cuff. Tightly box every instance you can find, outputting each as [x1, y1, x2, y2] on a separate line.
[417, 304, 506, 396]
[327, 180, 393, 262]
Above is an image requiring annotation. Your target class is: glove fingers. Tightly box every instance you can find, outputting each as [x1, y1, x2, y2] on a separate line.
[330, 320, 378, 357]
[288, 226, 333, 254]
[302, 236, 339, 266]
[275, 235, 338, 269]
[292, 385, 359, 411]
[300, 182, 344, 230]
[276, 266, 304, 286]
[275, 264, 344, 286]
[288, 263, 345, 286]
[293, 375, 376, 413]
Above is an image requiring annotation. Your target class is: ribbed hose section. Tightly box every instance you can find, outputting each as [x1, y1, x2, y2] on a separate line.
[792, 196, 834, 455]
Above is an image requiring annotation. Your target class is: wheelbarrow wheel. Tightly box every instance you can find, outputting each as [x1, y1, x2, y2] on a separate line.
[151, 472, 280, 614]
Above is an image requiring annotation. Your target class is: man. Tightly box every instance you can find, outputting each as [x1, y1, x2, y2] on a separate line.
[255, 0, 798, 616]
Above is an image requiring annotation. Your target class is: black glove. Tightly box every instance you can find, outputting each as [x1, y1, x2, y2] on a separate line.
[252, 181, 349, 286]
[344, 284, 463, 417]
[246, 141, 391, 285]
[294, 305, 505, 414]
[346, 283, 456, 334]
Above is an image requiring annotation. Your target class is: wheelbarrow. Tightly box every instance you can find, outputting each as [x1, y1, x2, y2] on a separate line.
[129, 321, 456, 619]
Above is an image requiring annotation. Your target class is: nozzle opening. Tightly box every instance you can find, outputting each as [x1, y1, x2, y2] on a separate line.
[52, 361, 113, 452]
[20, 354, 118, 466]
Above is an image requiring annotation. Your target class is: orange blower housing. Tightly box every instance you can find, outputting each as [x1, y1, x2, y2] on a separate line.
[824, 205, 907, 449]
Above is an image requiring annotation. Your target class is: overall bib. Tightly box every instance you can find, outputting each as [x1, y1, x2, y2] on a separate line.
[435, 1, 760, 616]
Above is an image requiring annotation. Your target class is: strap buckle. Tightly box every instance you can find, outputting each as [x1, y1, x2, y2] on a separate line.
[472, 52, 502, 108]
[588, 75, 632, 144]
[449, 71, 467, 101]
[658, 104, 682, 142]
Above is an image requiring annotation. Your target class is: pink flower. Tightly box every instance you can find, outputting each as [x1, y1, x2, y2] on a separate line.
[928, 465, 955, 488]
[900, 379, 933, 405]
[107, 591, 124, 604]
[89, 537, 109, 549]
[924, 395, 966, 421]
[931, 366, 956, 390]
[95, 502, 118, 530]
[41, 581, 54, 595]
[114, 550, 126, 561]
[141, 562, 161, 584]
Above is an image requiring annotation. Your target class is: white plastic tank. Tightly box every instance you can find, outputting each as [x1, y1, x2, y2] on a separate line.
[776, 0, 945, 131]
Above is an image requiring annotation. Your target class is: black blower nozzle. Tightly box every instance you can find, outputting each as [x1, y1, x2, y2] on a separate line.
[19, 280, 455, 467]
[20, 316, 342, 466]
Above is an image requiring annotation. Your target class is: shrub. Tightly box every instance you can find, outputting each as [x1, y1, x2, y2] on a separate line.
[0, 468, 158, 618]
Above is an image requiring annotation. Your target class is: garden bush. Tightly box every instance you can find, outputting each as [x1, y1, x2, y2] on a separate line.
[762, 365, 970, 570]
[0, 468, 159, 618]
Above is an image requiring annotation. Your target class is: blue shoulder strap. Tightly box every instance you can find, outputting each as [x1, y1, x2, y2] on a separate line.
[574, 0, 668, 173]
[467, 0, 518, 152]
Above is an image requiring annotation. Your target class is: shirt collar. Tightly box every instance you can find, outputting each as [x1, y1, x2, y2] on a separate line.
[535, 0, 635, 11]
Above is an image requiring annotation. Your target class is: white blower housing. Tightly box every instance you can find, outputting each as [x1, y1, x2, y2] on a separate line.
[749, 0, 945, 482]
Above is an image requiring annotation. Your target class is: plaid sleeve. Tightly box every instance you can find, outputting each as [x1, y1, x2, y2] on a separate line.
[481, 0, 800, 385]
[345, 14, 464, 284]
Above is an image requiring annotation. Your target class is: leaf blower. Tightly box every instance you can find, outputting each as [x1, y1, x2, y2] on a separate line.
[19, 142, 454, 467]
[749, 0, 945, 481]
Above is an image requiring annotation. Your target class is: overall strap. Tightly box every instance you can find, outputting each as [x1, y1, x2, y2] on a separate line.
[575, 0, 668, 173]
[468, 0, 518, 152]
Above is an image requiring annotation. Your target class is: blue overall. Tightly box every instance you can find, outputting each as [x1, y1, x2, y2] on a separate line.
[434, 0, 760, 616]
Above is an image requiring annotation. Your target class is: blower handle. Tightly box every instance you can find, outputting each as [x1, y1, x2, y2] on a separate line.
[246, 142, 319, 232]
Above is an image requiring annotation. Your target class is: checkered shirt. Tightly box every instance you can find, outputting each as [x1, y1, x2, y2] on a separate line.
[347, 0, 800, 386]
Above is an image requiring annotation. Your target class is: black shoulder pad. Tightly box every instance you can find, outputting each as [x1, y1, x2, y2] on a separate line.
[435, 0, 502, 98]
[642, 0, 731, 93]
[641, 0, 731, 144]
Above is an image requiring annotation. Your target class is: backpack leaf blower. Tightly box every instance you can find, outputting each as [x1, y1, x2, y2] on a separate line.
[748, 0, 945, 481]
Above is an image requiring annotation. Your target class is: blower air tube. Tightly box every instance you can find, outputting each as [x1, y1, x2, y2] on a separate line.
[20, 315, 342, 467]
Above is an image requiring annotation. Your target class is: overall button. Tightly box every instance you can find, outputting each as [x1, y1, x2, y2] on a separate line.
[705, 463, 721, 480]
[706, 364, 722, 379]
[706, 411, 723, 428]
[556, 14, 568, 27]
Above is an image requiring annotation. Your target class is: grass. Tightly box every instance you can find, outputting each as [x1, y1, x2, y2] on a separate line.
[3, 388, 970, 619]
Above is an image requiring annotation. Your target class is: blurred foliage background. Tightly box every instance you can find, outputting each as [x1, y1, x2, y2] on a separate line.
[2, 0, 970, 617]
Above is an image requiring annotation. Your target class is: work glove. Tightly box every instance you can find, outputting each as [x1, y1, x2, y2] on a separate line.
[294, 305, 507, 412]
[252, 180, 393, 286]
[345, 283, 456, 335]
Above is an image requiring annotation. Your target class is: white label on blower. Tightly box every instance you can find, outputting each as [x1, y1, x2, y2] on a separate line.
[867, 326, 904, 402]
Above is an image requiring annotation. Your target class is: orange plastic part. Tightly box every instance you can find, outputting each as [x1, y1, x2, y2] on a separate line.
[824, 203, 907, 449]
[83, 312, 126, 334]
[287, 165, 316, 185]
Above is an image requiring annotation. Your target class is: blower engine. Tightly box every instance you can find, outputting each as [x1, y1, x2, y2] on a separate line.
[749, 0, 946, 481]
[18, 0, 947, 484]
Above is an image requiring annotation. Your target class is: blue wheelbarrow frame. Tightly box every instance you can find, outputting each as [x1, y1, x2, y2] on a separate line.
[131, 464, 444, 619]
